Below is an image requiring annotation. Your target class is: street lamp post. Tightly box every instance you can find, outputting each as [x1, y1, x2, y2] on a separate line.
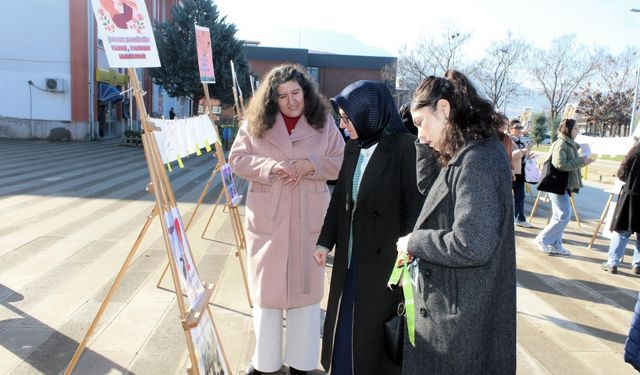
[631, 68, 639, 136]
[628, 9, 640, 135]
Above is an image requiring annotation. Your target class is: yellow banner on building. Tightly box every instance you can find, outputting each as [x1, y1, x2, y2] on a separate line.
[96, 68, 129, 86]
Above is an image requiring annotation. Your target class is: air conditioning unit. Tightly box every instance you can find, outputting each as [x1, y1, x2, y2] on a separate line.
[44, 78, 65, 92]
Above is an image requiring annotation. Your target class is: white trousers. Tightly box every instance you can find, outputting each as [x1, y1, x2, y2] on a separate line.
[252, 303, 320, 372]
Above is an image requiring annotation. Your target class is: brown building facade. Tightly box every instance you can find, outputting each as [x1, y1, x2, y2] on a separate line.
[244, 46, 397, 100]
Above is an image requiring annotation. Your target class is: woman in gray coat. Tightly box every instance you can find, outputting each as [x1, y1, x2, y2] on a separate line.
[397, 70, 516, 374]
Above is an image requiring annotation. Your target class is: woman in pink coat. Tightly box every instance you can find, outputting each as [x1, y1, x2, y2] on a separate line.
[229, 64, 345, 375]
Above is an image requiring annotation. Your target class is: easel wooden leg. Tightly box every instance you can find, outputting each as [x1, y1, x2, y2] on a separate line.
[229, 205, 252, 307]
[201, 188, 226, 240]
[528, 191, 543, 223]
[569, 196, 582, 229]
[65, 207, 158, 375]
[185, 163, 220, 231]
[228, 200, 246, 249]
[525, 182, 534, 198]
[588, 193, 614, 251]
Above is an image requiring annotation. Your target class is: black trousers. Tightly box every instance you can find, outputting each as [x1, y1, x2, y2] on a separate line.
[332, 260, 356, 375]
[513, 174, 526, 222]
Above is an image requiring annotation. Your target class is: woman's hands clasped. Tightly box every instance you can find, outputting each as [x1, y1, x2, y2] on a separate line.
[272, 159, 314, 185]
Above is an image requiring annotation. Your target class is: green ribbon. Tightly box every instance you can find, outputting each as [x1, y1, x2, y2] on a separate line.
[402, 265, 415, 346]
[387, 253, 416, 346]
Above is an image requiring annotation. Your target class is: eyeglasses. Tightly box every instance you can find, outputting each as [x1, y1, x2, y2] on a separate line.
[339, 114, 351, 124]
[513, 126, 524, 130]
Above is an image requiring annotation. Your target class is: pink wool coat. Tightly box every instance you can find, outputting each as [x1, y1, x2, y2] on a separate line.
[229, 114, 345, 309]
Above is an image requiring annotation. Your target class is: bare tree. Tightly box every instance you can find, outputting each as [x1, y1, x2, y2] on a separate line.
[596, 47, 637, 92]
[575, 47, 638, 136]
[473, 33, 528, 113]
[527, 35, 598, 120]
[397, 26, 471, 90]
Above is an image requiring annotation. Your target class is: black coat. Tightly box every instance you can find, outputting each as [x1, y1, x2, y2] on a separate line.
[611, 143, 640, 233]
[317, 133, 425, 375]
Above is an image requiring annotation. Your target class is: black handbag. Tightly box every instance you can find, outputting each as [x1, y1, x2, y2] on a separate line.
[384, 302, 405, 366]
[536, 143, 569, 194]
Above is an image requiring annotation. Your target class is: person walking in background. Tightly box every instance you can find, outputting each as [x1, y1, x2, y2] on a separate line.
[97, 103, 107, 138]
[229, 64, 345, 375]
[510, 119, 534, 228]
[498, 113, 515, 181]
[534, 119, 594, 256]
[397, 70, 516, 374]
[169, 107, 176, 120]
[602, 139, 640, 274]
[313, 81, 424, 375]
[221, 126, 233, 151]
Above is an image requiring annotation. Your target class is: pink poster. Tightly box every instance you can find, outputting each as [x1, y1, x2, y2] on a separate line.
[195, 24, 216, 83]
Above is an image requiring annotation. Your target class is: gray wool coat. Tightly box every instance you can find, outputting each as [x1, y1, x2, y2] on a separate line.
[403, 138, 517, 375]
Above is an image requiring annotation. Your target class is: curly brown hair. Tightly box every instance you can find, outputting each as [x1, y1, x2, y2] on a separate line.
[245, 64, 330, 138]
[411, 69, 501, 165]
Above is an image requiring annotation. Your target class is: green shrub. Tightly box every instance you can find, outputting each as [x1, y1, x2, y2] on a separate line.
[530, 112, 548, 145]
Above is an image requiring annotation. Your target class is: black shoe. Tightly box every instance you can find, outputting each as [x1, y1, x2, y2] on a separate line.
[601, 262, 618, 274]
[633, 265, 640, 275]
[246, 364, 264, 375]
[289, 367, 308, 375]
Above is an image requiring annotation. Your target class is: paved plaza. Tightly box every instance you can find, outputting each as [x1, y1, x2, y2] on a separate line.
[0, 138, 639, 374]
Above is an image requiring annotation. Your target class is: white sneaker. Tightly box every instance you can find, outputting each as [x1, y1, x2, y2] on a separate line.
[534, 238, 558, 254]
[515, 220, 534, 228]
[553, 244, 571, 256]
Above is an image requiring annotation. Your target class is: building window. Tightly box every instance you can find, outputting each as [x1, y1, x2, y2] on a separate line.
[307, 67, 319, 83]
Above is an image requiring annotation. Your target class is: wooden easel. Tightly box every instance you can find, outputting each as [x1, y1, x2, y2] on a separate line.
[65, 68, 230, 375]
[528, 191, 582, 228]
[587, 192, 616, 251]
[156, 77, 252, 307]
[587, 180, 624, 250]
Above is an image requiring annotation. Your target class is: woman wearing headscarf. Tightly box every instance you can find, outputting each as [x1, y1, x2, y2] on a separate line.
[313, 80, 425, 375]
[229, 64, 345, 375]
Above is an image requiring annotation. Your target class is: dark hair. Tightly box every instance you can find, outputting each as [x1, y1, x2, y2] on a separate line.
[509, 119, 522, 128]
[411, 69, 500, 165]
[558, 118, 576, 138]
[399, 102, 418, 135]
[245, 64, 329, 138]
[497, 113, 509, 123]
